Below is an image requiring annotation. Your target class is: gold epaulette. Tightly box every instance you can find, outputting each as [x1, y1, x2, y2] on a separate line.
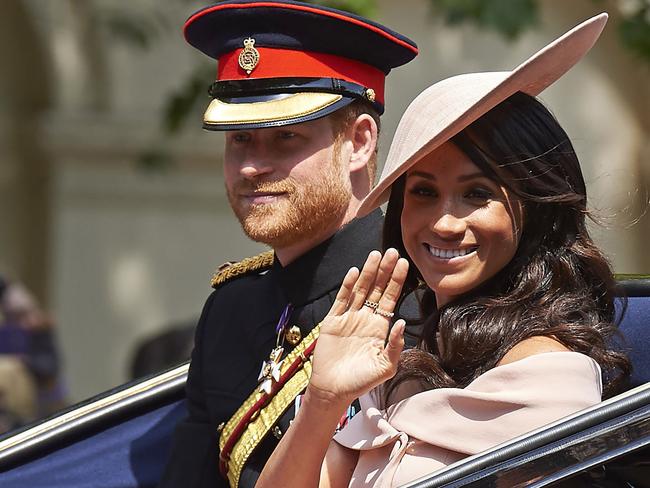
[210, 250, 274, 289]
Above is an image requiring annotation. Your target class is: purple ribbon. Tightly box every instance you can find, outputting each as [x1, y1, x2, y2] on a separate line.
[275, 304, 293, 334]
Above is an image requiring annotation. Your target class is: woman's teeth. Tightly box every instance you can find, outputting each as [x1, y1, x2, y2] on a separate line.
[426, 244, 477, 259]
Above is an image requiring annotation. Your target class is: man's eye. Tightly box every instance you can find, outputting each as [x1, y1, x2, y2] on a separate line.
[231, 133, 251, 143]
[278, 131, 296, 140]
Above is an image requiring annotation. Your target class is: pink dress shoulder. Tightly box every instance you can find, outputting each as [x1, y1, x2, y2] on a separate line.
[333, 351, 602, 488]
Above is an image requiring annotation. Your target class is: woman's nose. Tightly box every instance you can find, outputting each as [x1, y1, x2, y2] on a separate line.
[430, 211, 467, 239]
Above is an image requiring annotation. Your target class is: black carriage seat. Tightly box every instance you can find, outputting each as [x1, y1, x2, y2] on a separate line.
[616, 276, 650, 388]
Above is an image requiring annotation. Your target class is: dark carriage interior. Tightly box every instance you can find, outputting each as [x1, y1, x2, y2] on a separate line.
[0, 278, 648, 487]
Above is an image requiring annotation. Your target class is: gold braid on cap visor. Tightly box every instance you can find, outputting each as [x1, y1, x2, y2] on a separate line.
[203, 92, 343, 126]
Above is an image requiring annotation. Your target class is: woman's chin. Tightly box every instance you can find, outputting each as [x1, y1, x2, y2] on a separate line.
[426, 275, 477, 307]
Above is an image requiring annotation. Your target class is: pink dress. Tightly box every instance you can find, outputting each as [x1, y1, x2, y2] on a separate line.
[333, 351, 602, 488]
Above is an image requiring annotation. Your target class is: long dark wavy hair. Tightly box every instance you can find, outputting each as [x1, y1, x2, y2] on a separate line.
[383, 91, 630, 403]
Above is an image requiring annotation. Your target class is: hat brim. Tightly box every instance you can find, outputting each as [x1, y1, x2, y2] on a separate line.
[357, 13, 608, 217]
[203, 92, 352, 130]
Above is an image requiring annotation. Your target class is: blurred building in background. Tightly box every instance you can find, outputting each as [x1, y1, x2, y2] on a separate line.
[1, 0, 648, 407]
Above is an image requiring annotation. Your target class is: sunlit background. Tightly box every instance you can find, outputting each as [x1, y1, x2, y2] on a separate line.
[0, 0, 648, 430]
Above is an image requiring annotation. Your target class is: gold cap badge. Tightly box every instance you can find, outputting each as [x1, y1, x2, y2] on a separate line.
[365, 88, 376, 102]
[238, 37, 260, 75]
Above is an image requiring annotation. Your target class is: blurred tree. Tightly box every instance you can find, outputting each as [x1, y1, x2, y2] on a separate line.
[428, 0, 650, 61]
[619, 2, 650, 62]
[429, 0, 539, 39]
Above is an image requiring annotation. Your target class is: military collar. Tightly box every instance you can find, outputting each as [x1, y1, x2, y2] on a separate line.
[273, 209, 383, 306]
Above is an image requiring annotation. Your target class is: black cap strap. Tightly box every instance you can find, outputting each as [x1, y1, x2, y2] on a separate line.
[208, 77, 382, 112]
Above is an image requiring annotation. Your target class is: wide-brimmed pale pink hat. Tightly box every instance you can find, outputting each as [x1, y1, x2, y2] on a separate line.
[357, 13, 608, 217]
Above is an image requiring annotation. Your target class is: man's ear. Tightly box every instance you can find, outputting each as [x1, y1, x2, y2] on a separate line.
[347, 114, 378, 173]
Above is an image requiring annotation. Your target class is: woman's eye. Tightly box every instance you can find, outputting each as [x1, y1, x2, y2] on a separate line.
[465, 187, 493, 201]
[409, 185, 437, 197]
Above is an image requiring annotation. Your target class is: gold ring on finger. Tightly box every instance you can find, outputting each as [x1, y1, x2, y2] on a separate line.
[363, 300, 379, 310]
[374, 308, 394, 318]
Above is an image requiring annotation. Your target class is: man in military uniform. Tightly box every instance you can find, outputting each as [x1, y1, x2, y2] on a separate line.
[160, 2, 418, 487]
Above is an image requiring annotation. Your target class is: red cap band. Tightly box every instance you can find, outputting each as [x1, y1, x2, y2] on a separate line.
[217, 47, 385, 104]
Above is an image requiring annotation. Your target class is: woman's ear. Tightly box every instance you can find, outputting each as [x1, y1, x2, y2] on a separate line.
[347, 113, 378, 173]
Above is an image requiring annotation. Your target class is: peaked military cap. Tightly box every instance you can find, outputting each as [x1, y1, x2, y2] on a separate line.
[184, 0, 418, 130]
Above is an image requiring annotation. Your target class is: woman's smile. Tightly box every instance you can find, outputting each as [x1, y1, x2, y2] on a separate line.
[423, 243, 479, 261]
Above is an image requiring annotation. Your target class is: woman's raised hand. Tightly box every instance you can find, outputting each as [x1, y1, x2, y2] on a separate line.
[308, 248, 409, 406]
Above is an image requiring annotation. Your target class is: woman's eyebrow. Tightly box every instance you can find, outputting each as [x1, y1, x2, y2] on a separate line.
[457, 172, 486, 182]
[407, 170, 435, 180]
[407, 171, 487, 182]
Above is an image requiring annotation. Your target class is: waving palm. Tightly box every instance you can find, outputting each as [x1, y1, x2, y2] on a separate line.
[309, 249, 410, 404]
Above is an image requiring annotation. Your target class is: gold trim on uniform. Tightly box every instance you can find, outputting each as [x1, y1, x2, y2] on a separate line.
[285, 325, 302, 346]
[211, 251, 274, 289]
[203, 92, 343, 127]
[219, 325, 320, 488]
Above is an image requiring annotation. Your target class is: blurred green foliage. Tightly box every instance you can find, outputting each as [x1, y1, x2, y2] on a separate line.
[162, 64, 216, 135]
[305, 0, 377, 17]
[619, 4, 650, 62]
[429, 0, 650, 60]
[429, 0, 538, 40]
[97, 6, 173, 51]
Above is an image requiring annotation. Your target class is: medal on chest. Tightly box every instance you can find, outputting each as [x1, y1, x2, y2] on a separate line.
[258, 304, 294, 394]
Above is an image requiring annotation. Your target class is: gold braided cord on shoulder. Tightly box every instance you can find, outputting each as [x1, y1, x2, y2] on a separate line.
[210, 251, 274, 289]
[219, 325, 320, 488]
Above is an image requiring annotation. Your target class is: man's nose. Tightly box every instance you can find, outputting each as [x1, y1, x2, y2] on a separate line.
[238, 144, 274, 180]
[239, 161, 273, 179]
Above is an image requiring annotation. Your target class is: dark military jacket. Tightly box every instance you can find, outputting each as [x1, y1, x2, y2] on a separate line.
[160, 210, 419, 488]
